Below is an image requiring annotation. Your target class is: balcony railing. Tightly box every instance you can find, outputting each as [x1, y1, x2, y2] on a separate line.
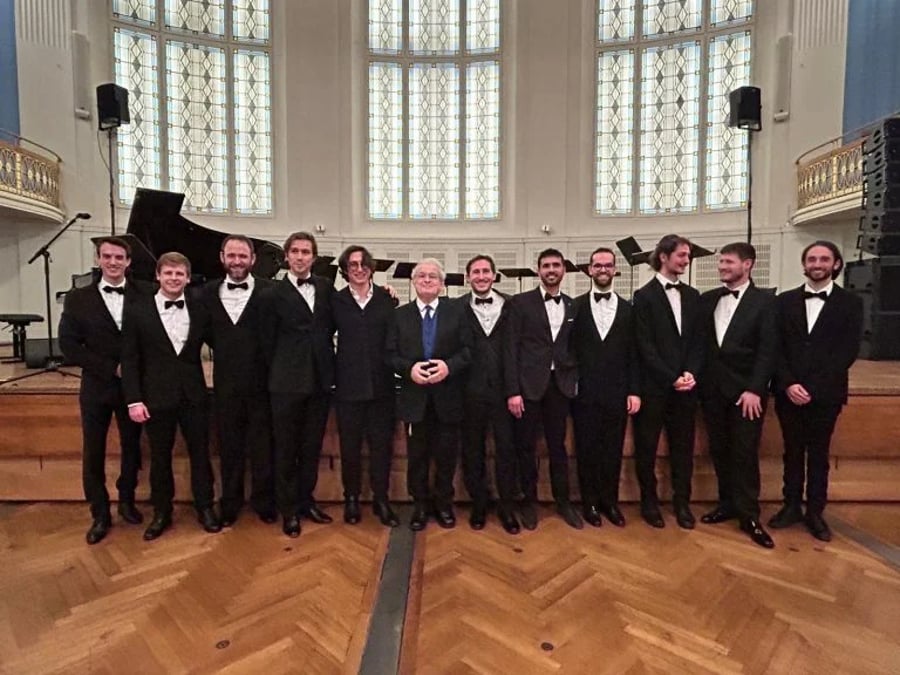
[0, 129, 61, 211]
[796, 138, 865, 210]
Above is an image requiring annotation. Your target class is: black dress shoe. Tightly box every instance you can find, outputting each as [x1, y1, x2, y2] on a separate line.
[805, 513, 832, 542]
[497, 506, 520, 535]
[434, 506, 456, 529]
[469, 504, 487, 530]
[674, 504, 696, 530]
[302, 504, 333, 524]
[282, 515, 301, 538]
[86, 517, 111, 545]
[701, 505, 738, 525]
[740, 519, 775, 549]
[409, 505, 429, 531]
[219, 508, 238, 528]
[344, 497, 361, 524]
[582, 505, 603, 528]
[117, 502, 144, 525]
[372, 500, 400, 528]
[557, 502, 584, 530]
[518, 501, 538, 531]
[198, 507, 222, 533]
[143, 512, 172, 541]
[768, 503, 804, 529]
[601, 504, 626, 527]
[257, 509, 279, 524]
[641, 505, 665, 529]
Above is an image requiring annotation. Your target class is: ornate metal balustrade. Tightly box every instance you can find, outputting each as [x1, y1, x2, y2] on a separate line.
[796, 138, 865, 211]
[0, 134, 61, 210]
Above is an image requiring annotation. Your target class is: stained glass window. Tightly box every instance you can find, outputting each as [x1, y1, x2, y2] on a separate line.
[595, 0, 753, 215]
[111, 0, 272, 214]
[368, 0, 501, 220]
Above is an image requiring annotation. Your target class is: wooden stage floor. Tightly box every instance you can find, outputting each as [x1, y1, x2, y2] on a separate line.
[1, 501, 898, 674]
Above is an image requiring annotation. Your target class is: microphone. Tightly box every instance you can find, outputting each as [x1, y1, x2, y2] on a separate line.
[76, 212, 91, 220]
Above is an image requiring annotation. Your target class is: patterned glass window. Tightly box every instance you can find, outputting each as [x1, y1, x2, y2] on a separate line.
[368, 0, 501, 220]
[111, 0, 272, 214]
[594, 0, 753, 215]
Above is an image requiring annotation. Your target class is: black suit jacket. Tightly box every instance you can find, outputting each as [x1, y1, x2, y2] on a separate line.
[572, 292, 640, 410]
[698, 284, 777, 401]
[332, 285, 397, 402]
[259, 276, 336, 395]
[460, 291, 511, 401]
[201, 277, 273, 398]
[121, 290, 211, 411]
[774, 284, 863, 406]
[504, 287, 578, 400]
[632, 278, 703, 398]
[387, 297, 471, 423]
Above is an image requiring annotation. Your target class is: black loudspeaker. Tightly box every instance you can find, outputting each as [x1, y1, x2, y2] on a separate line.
[845, 256, 900, 313]
[728, 86, 762, 131]
[859, 211, 900, 235]
[96, 83, 130, 130]
[24, 338, 69, 369]
[857, 233, 900, 256]
[859, 312, 900, 360]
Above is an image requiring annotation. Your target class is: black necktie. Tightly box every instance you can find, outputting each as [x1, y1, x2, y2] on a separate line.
[474, 296, 493, 305]
[164, 299, 185, 310]
[664, 282, 681, 291]
[720, 288, 740, 299]
[103, 286, 125, 295]
[227, 281, 249, 291]
[804, 290, 828, 301]
[544, 293, 562, 304]
[593, 292, 611, 302]
[296, 277, 312, 287]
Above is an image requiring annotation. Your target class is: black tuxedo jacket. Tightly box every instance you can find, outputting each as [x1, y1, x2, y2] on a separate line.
[332, 285, 397, 402]
[121, 290, 211, 411]
[201, 277, 273, 398]
[698, 284, 777, 401]
[632, 278, 703, 398]
[387, 297, 471, 423]
[259, 275, 336, 395]
[504, 287, 578, 400]
[460, 291, 512, 401]
[774, 284, 863, 406]
[572, 292, 640, 409]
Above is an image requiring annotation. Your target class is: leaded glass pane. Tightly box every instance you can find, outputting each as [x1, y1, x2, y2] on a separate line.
[112, 0, 156, 25]
[233, 0, 269, 43]
[368, 63, 404, 219]
[466, 0, 500, 54]
[234, 49, 272, 214]
[706, 31, 751, 209]
[166, 41, 228, 212]
[639, 40, 700, 213]
[369, 0, 402, 54]
[410, 0, 460, 55]
[641, 0, 701, 38]
[711, 0, 753, 26]
[164, 0, 225, 37]
[595, 49, 634, 214]
[409, 63, 459, 219]
[597, 0, 635, 43]
[465, 60, 499, 218]
[113, 28, 161, 203]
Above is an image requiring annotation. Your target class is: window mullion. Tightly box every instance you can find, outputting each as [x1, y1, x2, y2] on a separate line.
[402, 0, 411, 219]
[459, 0, 467, 220]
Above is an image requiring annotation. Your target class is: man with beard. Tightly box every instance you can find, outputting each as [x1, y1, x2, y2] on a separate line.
[504, 248, 582, 530]
[769, 241, 863, 542]
[201, 235, 277, 527]
[571, 247, 641, 528]
[698, 242, 777, 549]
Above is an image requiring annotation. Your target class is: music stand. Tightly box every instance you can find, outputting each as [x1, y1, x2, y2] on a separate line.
[688, 243, 716, 286]
[616, 237, 650, 295]
[499, 267, 537, 293]
[392, 262, 416, 297]
[444, 272, 465, 296]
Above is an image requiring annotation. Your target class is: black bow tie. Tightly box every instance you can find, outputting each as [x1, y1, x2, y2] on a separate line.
[474, 296, 493, 305]
[544, 293, 562, 304]
[296, 277, 312, 287]
[804, 290, 828, 301]
[164, 299, 185, 310]
[593, 292, 612, 302]
[664, 282, 681, 291]
[102, 286, 125, 295]
[227, 282, 249, 291]
[720, 288, 740, 299]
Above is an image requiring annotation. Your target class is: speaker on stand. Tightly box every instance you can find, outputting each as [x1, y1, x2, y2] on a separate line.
[728, 86, 761, 244]
[96, 83, 130, 235]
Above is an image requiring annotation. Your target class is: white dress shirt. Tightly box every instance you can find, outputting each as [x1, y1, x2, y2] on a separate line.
[713, 280, 750, 347]
[804, 280, 833, 332]
[416, 297, 439, 318]
[98, 279, 126, 330]
[219, 275, 255, 325]
[288, 271, 316, 311]
[470, 290, 504, 336]
[541, 285, 565, 342]
[154, 292, 190, 355]
[350, 282, 374, 309]
[590, 286, 618, 340]
[656, 272, 683, 335]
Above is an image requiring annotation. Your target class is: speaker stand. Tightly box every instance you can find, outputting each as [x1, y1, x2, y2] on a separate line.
[746, 129, 754, 244]
[106, 127, 117, 236]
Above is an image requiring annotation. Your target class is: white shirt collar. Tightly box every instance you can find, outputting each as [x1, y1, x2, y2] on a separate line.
[416, 297, 439, 313]
[724, 279, 751, 297]
[803, 280, 834, 296]
[656, 272, 680, 288]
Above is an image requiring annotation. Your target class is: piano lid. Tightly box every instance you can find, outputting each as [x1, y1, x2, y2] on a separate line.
[125, 188, 284, 281]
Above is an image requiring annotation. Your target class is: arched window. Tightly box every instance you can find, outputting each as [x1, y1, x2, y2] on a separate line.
[111, 0, 272, 214]
[594, 0, 753, 215]
[367, 0, 501, 220]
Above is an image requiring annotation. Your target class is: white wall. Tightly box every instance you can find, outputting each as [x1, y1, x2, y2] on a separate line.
[1, 0, 862, 337]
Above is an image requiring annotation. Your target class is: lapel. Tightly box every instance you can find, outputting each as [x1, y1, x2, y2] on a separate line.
[650, 279, 680, 336]
[90, 283, 121, 334]
[719, 285, 755, 348]
[146, 296, 179, 356]
[529, 287, 553, 337]
[602, 294, 628, 343]
[787, 286, 811, 336]
[280, 277, 312, 317]
[809, 286, 841, 340]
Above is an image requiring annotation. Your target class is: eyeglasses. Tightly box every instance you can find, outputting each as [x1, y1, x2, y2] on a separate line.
[591, 263, 616, 270]
[414, 273, 441, 281]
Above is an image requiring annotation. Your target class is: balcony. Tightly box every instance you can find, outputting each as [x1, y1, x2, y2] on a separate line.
[793, 136, 865, 226]
[0, 130, 63, 223]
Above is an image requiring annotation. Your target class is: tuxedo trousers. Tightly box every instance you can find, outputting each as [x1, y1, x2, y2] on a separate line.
[405, 397, 459, 509]
[215, 391, 275, 515]
[572, 399, 628, 509]
[633, 390, 696, 506]
[515, 373, 571, 503]
[336, 396, 395, 501]
[462, 393, 517, 507]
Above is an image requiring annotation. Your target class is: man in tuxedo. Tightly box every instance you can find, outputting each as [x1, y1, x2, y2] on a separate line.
[572, 247, 641, 528]
[460, 255, 520, 533]
[122, 252, 221, 540]
[504, 248, 582, 530]
[698, 242, 777, 549]
[59, 237, 148, 544]
[387, 258, 471, 531]
[769, 241, 863, 542]
[259, 232, 336, 538]
[332, 245, 400, 528]
[201, 235, 277, 527]
[632, 234, 703, 530]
